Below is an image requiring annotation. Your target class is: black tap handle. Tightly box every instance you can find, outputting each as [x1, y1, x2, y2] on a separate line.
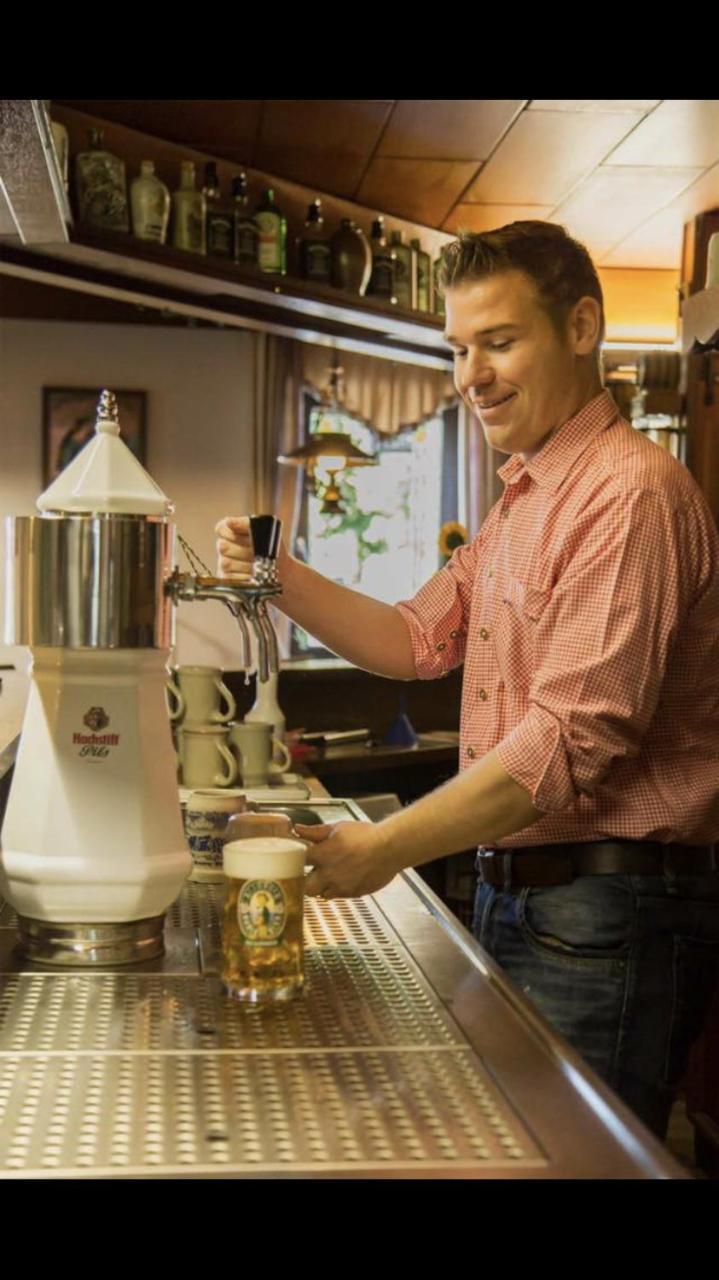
[250, 514, 282, 560]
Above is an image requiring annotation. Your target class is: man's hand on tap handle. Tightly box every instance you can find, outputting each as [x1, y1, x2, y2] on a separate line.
[216, 516, 265, 580]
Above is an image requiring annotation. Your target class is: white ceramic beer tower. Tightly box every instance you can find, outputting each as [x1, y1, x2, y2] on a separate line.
[1, 392, 192, 963]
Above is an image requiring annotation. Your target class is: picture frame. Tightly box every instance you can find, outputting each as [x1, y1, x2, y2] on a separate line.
[42, 387, 147, 486]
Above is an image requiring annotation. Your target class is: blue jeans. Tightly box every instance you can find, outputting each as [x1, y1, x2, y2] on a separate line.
[472, 861, 719, 1139]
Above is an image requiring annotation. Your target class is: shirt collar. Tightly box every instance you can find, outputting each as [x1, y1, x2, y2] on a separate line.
[497, 390, 620, 492]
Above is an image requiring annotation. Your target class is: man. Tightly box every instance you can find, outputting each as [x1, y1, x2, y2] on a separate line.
[216, 221, 719, 1138]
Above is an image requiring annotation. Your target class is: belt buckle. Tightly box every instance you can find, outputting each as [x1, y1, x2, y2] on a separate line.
[476, 847, 510, 889]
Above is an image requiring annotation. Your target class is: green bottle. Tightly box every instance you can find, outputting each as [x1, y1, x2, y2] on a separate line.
[433, 257, 446, 319]
[389, 230, 415, 310]
[255, 187, 287, 275]
[411, 238, 431, 312]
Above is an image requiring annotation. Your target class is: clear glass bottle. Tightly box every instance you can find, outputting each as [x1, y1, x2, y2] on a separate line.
[203, 161, 233, 259]
[389, 230, 415, 310]
[411, 238, 431, 312]
[366, 217, 396, 301]
[255, 187, 287, 275]
[171, 161, 206, 255]
[232, 173, 259, 267]
[298, 199, 332, 284]
[74, 128, 129, 233]
[130, 161, 170, 244]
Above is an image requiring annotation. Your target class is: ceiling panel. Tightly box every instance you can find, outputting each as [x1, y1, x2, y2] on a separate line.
[357, 158, 479, 226]
[378, 100, 525, 160]
[529, 100, 660, 113]
[464, 110, 642, 205]
[607, 99, 719, 168]
[255, 100, 391, 198]
[551, 165, 703, 251]
[603, 160, 719, 268]
[56, 100, 263, 162]
[443, 203, 553, 234]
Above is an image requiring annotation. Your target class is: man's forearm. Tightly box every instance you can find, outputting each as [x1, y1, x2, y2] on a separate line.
[277, 554, 416, 680]
[377, 748, 544, 873]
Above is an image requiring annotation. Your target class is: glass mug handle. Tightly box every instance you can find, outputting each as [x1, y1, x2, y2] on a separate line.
[212, 678, 237, 724]
[269, 738, 292, 775]
[165, 679, 185, 723]
[215, 740, 239, 787]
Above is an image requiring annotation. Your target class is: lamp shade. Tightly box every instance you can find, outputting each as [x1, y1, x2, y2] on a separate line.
[277, 432, 377, 468]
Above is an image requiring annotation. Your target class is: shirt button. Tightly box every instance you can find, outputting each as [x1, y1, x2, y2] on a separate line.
[479, 688, 489, 701]
[479, 628, 489, 640]
[467, 747, 476, 760]
[449, 629, 460, 639]
[436, 641, 446, 652]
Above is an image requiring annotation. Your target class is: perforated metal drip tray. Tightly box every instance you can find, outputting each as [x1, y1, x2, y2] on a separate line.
[0, 799, 682, 1179]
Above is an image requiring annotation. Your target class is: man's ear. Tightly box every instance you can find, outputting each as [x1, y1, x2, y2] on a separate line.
[570, 296, 603, 355]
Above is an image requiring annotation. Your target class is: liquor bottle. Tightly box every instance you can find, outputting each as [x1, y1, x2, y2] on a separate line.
[74, 128, 129, 233]
[232, 173, 259, 267]
[171, 161, 206, 254]
[130, 161, 170, 244]
[366, 217, 396, 301]
[433, 256, 446, 319]
[411, 238, 431, 312]
[389, 230, 415, 310]
[203, 161, 233, 259]
[297, 200, 332, 284]
[255, 187, 287, 275]
[330, 219, 372, 295]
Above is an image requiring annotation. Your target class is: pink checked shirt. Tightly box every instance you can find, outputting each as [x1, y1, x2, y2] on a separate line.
[397, 391, 719, 847]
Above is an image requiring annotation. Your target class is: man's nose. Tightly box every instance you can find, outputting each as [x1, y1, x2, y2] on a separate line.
[458, 354, 495, 396]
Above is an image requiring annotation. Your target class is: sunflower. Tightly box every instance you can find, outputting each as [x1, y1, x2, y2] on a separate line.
[439, 521, 468, 557]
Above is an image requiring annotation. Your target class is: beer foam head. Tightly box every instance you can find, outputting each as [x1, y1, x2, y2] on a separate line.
[223, 837, 307, 880]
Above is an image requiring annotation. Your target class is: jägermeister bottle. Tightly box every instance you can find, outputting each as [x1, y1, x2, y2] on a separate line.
[255, 187, 287, 275]
[298, 200, 332, 283]
[203, 161, 233, 259]
[389, 230, 415, 309]
[366, 217, 396, 300]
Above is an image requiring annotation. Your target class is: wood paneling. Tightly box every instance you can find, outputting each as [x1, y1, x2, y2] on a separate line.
[464, 110, 642, 205]
[358, 158, 478, 227]
[255, 100, 391, 198]
[608, 99, 719, 169]
[443, 203, 553, 234]
[55, 100, 263, 164]
[552, 166, 703, 256]
[378, 100, 524, 160]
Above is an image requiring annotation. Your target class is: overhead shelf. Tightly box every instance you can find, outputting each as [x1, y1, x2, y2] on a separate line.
[0, 225, 452, 368]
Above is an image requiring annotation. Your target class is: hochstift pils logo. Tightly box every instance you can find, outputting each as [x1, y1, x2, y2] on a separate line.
[83, 707, 109, 732]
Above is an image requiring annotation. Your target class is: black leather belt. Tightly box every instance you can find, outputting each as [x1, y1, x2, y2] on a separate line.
[476, 840, 718, 889]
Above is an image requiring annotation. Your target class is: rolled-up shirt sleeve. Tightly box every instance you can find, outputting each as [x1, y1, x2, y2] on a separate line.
[496, 486, 695, 813]
[396, 534, 485, 679]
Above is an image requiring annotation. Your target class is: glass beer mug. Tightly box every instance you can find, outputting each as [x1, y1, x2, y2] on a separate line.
[222, 836, 307, 1004]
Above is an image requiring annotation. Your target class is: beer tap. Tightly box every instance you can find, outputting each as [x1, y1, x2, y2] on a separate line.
[165, 515, 283, 682]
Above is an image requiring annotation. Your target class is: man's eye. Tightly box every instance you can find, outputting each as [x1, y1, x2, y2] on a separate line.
[489, 340, 512, 351]
[452, 349, 467, 359]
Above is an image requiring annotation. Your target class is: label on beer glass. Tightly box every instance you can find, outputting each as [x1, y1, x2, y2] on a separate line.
[238, 879, 287, 945]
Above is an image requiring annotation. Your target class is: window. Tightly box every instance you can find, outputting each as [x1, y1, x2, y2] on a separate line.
[292, 392, 458, 656]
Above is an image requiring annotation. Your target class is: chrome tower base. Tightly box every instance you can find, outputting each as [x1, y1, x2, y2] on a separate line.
[17, 914, 165, 966]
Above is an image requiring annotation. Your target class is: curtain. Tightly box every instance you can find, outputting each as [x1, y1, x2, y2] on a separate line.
[301, 343, 456, 437]
[251, 332, 304, 659]
[462, 400, 504, 539]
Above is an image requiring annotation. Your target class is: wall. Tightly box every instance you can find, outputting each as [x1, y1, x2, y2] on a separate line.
[0, 318, 257, 669]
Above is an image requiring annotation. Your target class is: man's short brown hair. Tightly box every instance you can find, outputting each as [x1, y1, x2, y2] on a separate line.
[438, 221, 606, 347]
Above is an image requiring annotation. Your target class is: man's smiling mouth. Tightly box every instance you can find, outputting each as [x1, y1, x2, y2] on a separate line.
[474, 392, 516, 410]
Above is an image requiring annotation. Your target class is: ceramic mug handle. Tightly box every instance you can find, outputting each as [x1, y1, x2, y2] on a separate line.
[165, 679, 185, 723]
[211, 678, 237, 724]
[268, 738, 292, 775]
[214, 740, 239, 787]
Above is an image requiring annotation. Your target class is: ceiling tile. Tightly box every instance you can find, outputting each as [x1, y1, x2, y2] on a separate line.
[551, 166, 703, 250]
[357, 158, 479, 226]
[255, 100, 390, 198]
[602, 160, 719, 268]
[606, 99, 719, 168]
[465, 110, 642, 205]
[443, 203, 553, 234]
[55, 100, 262, 160]
[529, 100, 660, 113]
[378, 100, 525, 160]
[600, 206, 686, 268]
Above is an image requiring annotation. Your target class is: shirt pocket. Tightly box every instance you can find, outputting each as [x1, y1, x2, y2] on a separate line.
[493, 575, 552, 684]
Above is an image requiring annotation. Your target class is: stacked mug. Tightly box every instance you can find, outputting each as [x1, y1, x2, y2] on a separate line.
[167, 665, 243, 882]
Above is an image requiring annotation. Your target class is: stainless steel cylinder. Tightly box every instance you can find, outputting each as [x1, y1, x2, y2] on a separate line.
[4, 514, 175, 649]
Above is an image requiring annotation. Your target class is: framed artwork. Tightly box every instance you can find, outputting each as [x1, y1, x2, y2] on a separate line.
[42, 388, 147, 486]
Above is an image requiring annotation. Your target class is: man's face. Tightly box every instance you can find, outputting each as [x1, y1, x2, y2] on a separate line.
[444, 269, 585, 458]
